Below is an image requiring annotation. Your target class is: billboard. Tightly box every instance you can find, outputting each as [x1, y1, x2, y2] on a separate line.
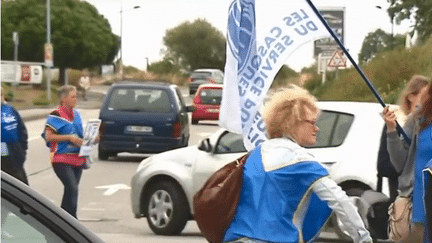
[1, 61, 43, 84]
[314, 8, 345, 57]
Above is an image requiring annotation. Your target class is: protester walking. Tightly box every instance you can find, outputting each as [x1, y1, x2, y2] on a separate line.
[79, 70, 91, 101]
[377, 75, 429, 202]
[383, 78, 432, 243]
[42, 85, 86, 218]
[1, 87, 29, 185]
[223, 85, 373, 243]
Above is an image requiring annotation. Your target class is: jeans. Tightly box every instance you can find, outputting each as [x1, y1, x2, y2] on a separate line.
[52, 163, 83, 218]
[1, 155, 28, 185]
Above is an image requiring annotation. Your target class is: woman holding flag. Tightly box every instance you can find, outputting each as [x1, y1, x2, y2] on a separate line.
[223, 85, 372, 243]
[383, 79, 432, 242]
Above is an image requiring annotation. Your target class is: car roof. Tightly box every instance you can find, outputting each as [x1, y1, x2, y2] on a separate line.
[317, 101, 384, 114]
[197, 83, 224, 89]
[111, 80, 176, 89]
[192, 69, 223, 73]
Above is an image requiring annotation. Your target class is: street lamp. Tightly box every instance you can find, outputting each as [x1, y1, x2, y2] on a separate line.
[119, 3, 140, 79]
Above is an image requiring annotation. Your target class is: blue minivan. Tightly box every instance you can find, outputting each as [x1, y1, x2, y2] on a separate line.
[98, 81, 194, 160]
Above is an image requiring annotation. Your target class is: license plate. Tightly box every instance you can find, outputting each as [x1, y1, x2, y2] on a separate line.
[207, 108, 220, 113]
[126, 126, 153, 132]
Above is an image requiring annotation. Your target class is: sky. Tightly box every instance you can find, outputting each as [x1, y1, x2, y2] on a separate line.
[85, 0, 413, 72]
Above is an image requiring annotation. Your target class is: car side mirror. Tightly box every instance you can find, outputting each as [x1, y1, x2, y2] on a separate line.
[186, 105, 195, 112]
[198, 138, 212, 152]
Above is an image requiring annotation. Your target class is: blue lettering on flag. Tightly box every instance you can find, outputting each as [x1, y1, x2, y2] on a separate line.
[227, 0, 256, 73]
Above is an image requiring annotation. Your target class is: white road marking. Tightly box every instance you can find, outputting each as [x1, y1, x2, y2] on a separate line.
[95, 184, 131, 196]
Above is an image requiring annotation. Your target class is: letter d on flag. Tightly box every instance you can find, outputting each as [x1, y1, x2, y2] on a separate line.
[219, 0, 332, 150]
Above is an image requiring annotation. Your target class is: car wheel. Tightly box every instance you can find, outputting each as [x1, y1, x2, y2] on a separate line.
[145, 181, 189, 235]
[192, 119, 198, 124]
[331, 187, 366, 241]
[98, 147, 109, 160]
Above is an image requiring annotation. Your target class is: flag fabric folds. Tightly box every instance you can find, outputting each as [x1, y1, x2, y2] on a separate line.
[219, 0, 332, 150]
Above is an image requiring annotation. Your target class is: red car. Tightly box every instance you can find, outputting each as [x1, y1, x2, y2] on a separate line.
[191, 84, 223, 124]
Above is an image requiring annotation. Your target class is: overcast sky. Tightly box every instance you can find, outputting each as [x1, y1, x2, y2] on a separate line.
[85, 0, 413, 72]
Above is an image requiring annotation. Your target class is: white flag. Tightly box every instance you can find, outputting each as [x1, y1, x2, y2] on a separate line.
[219, 0, 332, 150]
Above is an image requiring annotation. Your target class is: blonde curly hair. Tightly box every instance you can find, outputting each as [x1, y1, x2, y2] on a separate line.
[263, 84, 318, 139]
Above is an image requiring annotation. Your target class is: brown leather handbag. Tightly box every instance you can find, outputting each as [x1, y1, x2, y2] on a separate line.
[193, 153, 248, 243]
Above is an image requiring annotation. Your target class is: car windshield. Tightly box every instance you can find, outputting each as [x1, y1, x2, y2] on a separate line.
[199, 89, 222, 105]
[107, 88, 171, 112]
[191, 72, 211, 80]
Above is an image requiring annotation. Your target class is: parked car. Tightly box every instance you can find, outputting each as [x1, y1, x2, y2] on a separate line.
[187, 69, 224, 95]
[1, 171, 105, 243]
[191, 83, 223, 124]
[98, 81, 194, 160]
[130, 101, 385, 239]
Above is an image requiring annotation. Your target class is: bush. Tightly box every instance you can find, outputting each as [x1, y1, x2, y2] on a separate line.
[309, 37, 432, 102]
[5, 90, 14, 102]
[32, 90, 58, 106]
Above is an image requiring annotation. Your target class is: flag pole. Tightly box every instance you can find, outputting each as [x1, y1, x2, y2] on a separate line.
[305, 0, 411, 145]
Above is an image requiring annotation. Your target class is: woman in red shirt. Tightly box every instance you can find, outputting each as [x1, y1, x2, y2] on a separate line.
[43, 85, 85, 218]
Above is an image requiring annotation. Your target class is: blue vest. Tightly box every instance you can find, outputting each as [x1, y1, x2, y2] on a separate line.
[412, 123, 432, 224]
[224, 146, 332, 243]
[1, 103, 20, 143]
[42, 110, 83, 155]
[424, 159, 432, 200]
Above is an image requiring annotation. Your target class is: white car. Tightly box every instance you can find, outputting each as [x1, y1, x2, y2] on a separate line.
[131, 101, 386, 239]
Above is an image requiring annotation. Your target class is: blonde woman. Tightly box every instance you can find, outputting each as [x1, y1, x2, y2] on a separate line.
[223, 85, 372, 243]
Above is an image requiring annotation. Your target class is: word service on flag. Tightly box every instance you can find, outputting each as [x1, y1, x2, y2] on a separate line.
[219, 0, 332, 150]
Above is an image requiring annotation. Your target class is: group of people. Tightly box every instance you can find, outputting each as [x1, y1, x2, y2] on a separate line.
[1, 72, 96, 220]
[2, 72, 432, 242]
[222, 75, 432, 243]
[379, 74, 432, 242]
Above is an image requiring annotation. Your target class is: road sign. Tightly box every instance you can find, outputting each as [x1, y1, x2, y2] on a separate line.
[314, 8, 345, 57]
[327, 50, 346, 68]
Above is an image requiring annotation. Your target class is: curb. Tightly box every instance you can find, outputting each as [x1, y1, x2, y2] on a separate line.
[20, 91, 105, 122]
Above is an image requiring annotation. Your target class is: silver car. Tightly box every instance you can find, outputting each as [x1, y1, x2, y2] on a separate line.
[187, 68, 224, 95]
[131, 101, 386, 239]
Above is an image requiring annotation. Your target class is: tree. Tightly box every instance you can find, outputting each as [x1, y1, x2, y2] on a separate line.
[388, 0, 432, 41]
[162, 19, 226, 72]
[1, 0, 120, 85]
[147, 58, 180, 75]
[358, 29, 392, 65]
[358, 29, 405, 65]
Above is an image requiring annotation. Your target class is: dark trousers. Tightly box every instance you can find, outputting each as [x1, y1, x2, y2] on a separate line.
[1, 156, 28, 185]
[52, 163, 83, 218]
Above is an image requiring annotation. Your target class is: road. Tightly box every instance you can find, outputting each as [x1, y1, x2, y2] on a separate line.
[23, 85, 350, 243]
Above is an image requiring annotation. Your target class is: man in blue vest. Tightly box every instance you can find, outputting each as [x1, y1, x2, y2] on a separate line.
[1, 88, 29, 184]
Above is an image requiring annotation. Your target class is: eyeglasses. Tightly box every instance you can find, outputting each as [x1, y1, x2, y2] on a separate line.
[304, 119, 317, 126]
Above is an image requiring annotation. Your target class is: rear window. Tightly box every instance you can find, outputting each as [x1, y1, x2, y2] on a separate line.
[107, 88, 172, 112]
[199, 88, 222, 105]
[191, 72, 211, 80]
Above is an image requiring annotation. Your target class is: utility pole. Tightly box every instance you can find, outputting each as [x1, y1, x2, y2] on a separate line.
[46, 0, 52, 101]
